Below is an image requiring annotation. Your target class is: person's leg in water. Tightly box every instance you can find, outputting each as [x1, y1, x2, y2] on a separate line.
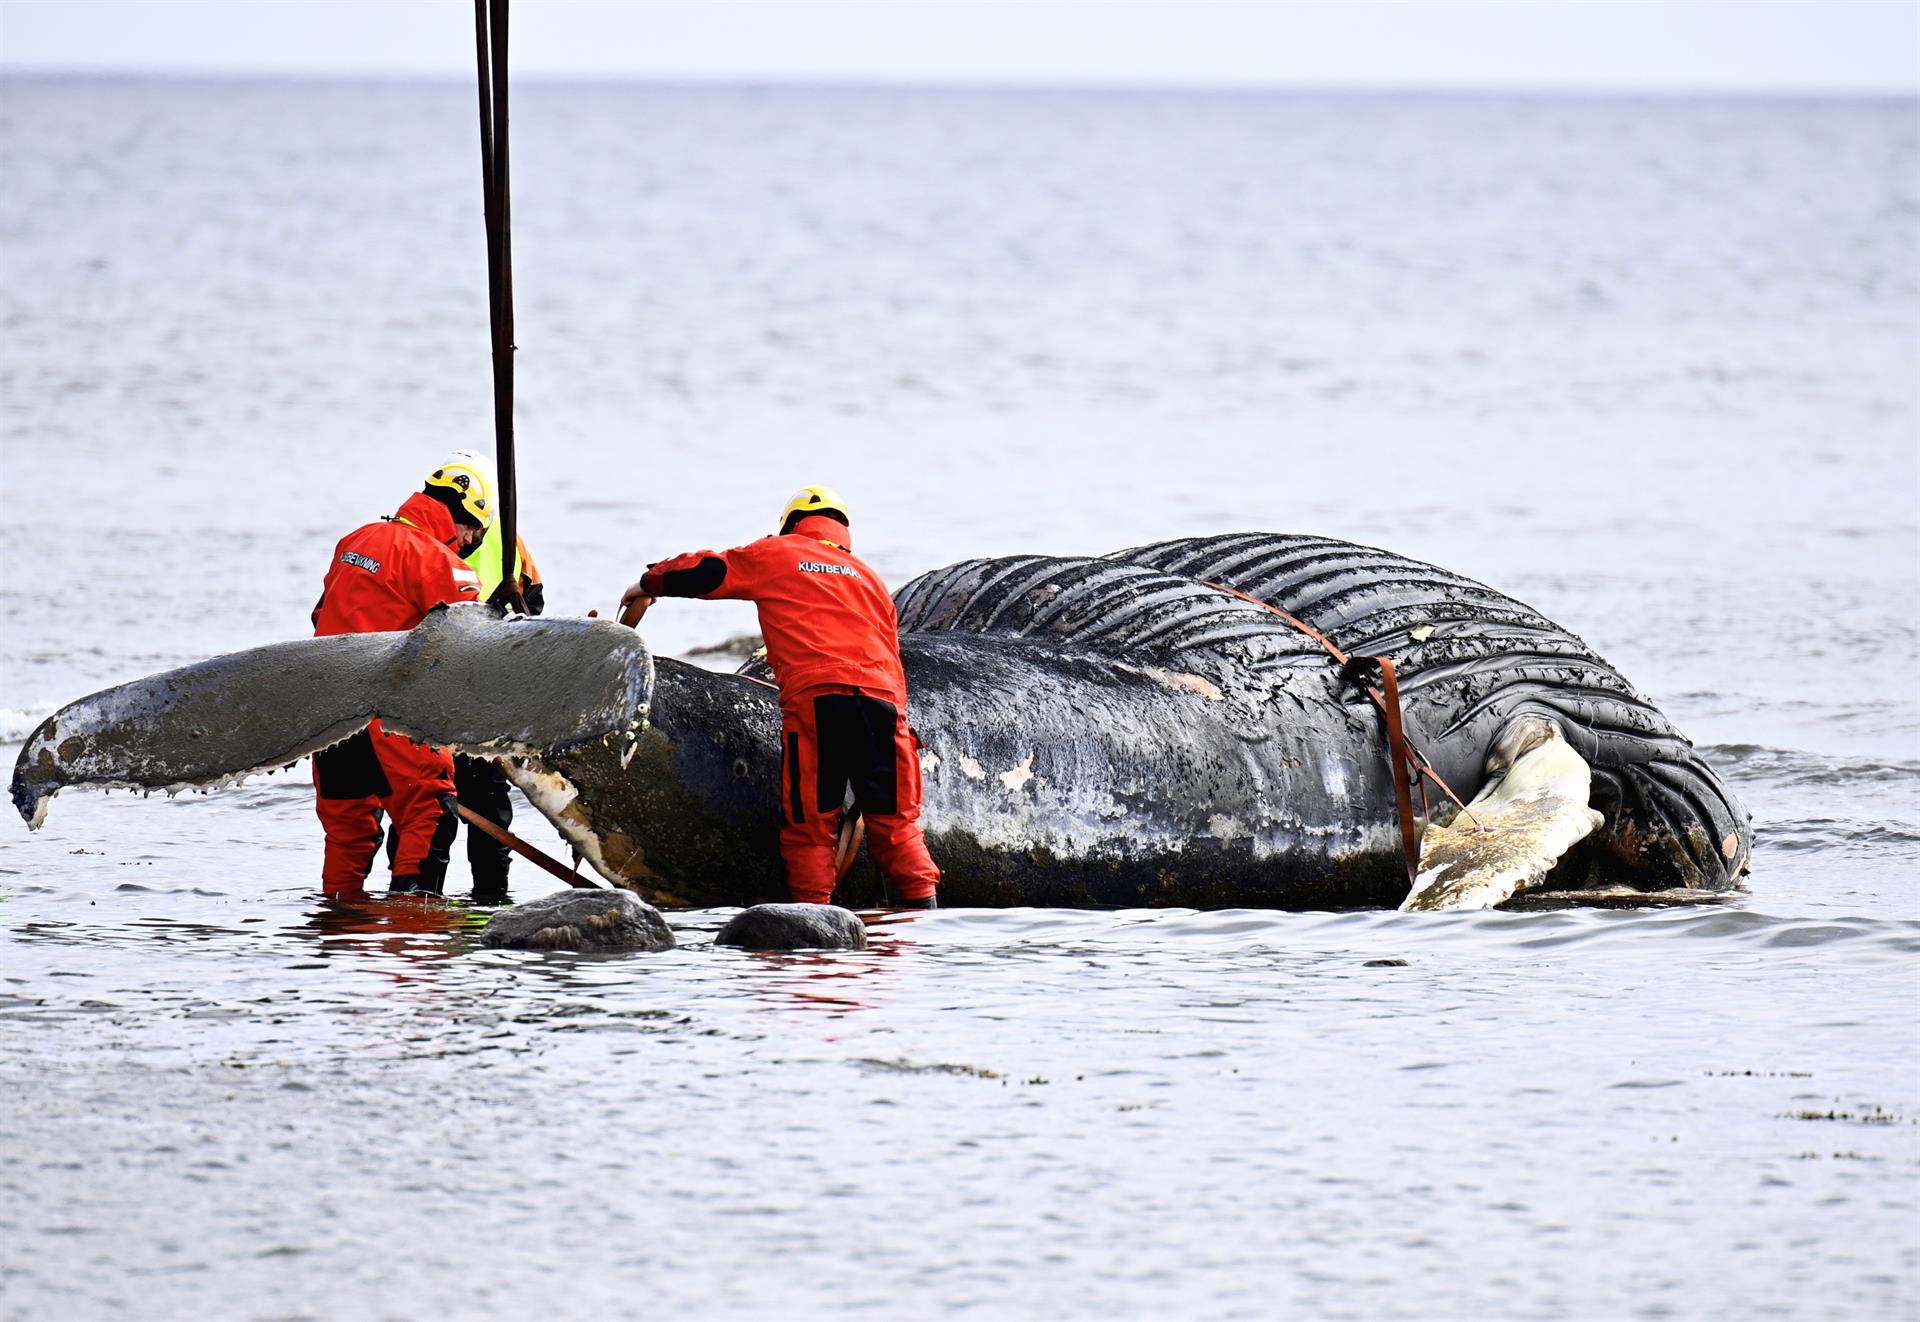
[371, 722, 458, 896]
[313, 728, 388, 896]
[837, 694, 940, 908]
[455, 754, 513, 903]
[777, 690, 845, 904]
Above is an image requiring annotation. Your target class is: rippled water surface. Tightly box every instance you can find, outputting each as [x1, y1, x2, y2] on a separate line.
[1, 80, 1916, 1319]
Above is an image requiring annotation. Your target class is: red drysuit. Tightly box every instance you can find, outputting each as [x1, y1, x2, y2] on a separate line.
[643, 514, 940, 904]
[310, 492, 482, 893]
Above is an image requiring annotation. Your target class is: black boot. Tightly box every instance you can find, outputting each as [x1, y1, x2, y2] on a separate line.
[892, 895, 937, 911]
[388, 874, 443, 897]
[388, 797, 458, 897]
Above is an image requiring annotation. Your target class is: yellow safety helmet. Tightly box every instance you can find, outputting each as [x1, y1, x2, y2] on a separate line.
[778, 485, 849, 534]
[425, 450, 497, 528]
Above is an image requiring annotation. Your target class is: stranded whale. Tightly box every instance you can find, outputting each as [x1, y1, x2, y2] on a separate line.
[10, 533, 1751, 912]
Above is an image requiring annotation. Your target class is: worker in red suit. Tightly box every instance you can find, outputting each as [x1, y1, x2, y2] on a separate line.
[310, 451, 493, 897]
[619, 486, 940, 909]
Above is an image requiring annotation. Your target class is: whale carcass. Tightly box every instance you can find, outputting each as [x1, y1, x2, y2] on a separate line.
[10, 533, 1752, 911]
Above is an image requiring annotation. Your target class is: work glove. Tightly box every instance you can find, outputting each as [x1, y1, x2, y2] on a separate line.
[487, 578, 543, 615]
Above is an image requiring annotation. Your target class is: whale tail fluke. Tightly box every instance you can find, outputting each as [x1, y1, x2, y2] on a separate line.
[10, 605, 652, 831]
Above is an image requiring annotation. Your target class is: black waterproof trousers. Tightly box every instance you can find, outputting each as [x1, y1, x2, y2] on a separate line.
[455, 755, 513, 902]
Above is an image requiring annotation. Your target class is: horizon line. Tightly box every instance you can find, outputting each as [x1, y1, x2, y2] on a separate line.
[2, 64, 1915, 103]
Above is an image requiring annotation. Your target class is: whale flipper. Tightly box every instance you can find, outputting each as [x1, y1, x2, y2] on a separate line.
[1402, 717, 1604, 912]
[10, 605, 652, 830]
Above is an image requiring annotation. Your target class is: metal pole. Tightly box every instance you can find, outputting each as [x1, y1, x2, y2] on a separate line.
[474, 0, 520, 608]
[473, 0, 495, 240]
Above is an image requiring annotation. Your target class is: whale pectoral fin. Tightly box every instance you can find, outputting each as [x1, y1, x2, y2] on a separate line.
[1401, 720, 1604, 912]
[11, 632, 399, 830]
[11, 606, 652, 830]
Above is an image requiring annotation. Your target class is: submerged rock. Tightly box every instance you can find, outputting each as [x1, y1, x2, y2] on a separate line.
[480, 888, 676, 953]
[715, 903, 868, 952]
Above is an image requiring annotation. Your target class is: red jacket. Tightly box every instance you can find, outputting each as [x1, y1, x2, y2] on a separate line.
[643, 514, 908, 702]
[313, 492, 481, 637]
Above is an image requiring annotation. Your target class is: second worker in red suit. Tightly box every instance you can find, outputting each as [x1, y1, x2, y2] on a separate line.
[310, 451, 494, 897]
[619, 486, 941, 909]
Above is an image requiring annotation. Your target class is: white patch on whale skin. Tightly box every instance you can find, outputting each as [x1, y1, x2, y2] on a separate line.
[1145, 668, 1224, 702]
[957, 755, 987, 781]
[920, 749, 941, 777]
[1207, 813, 1244, 843]
[999, 754, 1035, 793]
[1104, 657, 1225, 704]
[916, 736, 1403, 868]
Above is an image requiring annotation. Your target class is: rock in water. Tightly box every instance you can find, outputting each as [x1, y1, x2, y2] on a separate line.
[715, 904, 868, 952]
[480, 888, 676, 953]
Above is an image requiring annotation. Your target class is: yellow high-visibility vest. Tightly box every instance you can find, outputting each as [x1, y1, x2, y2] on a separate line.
[466, 524, 530, 601]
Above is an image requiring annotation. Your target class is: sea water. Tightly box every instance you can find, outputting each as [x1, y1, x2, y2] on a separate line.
[0, 78, 1915, 1319]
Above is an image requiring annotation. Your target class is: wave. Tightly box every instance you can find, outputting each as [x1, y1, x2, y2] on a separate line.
[923, 902, 1920, 960]
[1760, 816, 1920, 854]
[0, 706, 48, 743]
[1704, 743, 1920, 789]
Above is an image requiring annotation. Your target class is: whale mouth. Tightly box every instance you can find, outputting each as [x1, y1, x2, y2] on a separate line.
[497, 741, 707, 906]
[1403, 710, 1752, 912]
[10, 605, 653, 832]
[1404, 717, 1605, 911]
[498, 756, 617, 887]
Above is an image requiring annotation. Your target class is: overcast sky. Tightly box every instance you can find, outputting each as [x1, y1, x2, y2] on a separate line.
[1, 0, 1914, 95]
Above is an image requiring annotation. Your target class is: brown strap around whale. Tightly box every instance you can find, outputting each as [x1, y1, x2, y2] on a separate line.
[454, 802, 601, 889]
[1200, 580, 1482, 882]
[1341, 654, 1421, 884]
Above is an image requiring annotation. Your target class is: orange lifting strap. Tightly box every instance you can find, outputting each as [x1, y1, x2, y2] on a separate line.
[1200, 581, 1479, 883]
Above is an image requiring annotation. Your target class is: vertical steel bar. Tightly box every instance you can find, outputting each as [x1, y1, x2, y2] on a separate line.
[473, 0, 495, 243]
[474, 0, 520, 608]
[489, 0, 519, 608]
